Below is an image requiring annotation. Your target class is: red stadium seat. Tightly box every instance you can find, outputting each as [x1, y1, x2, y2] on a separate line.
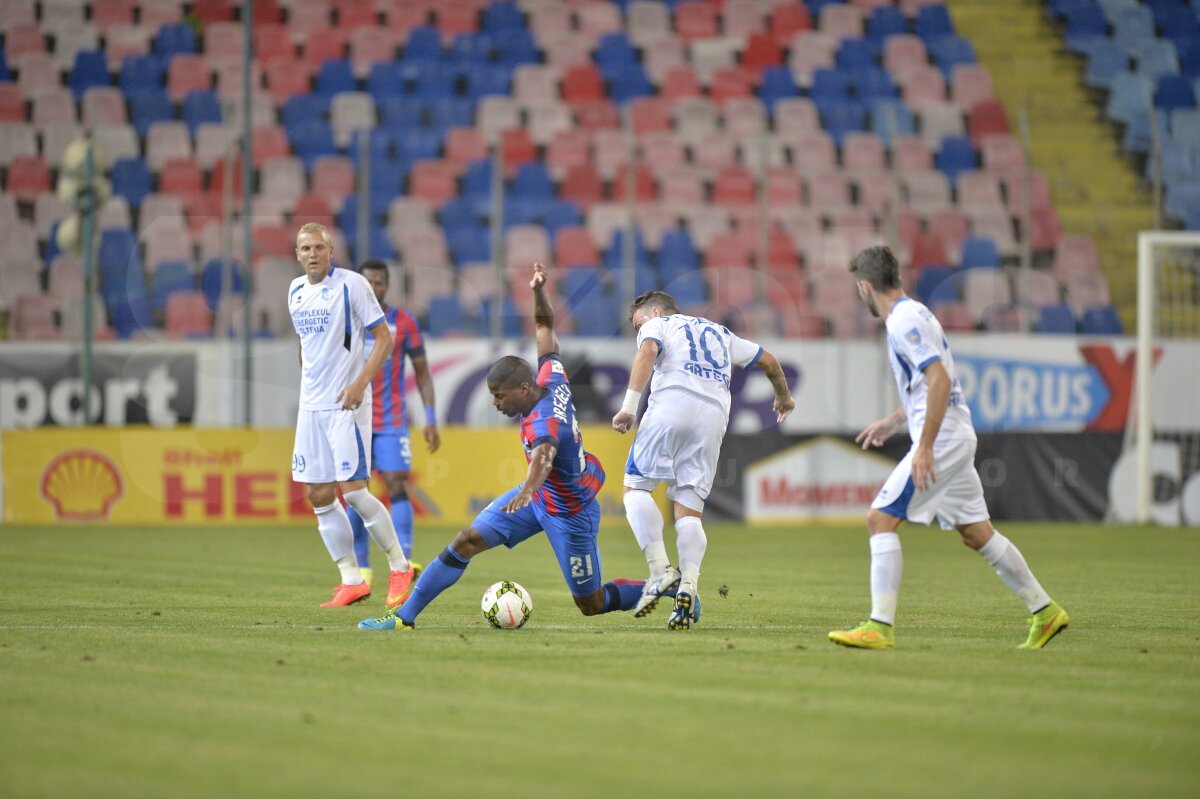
[929, 209, 969, 260]
[192, 0, 235, 24]
[883, 35, 927, 77]
[350, 28, 400, 77]
[640, 133, 686, 173]
[339, 0, 380, 29]
[713, 165, 757, 206]
[248, 126, 288, 166]
[293, 193, 335, 227]
[554, 226, 600, 268]
[254, 25, 296, 64]
[311, 156, 355, 203]
[1028, 205, 1063, 253]
[5, 24, 45, 61]
[842, 132, 886, 171]
[161, 159, 206, 196]
[661, 67, 702, 100]
[167, 54, 212, 102]
[165, 291, 213, 338]
[251, 0, 284, 25]
[658, 165, 705, 205]
[765, 168, 803, 205]
[501, 128, 537, 176]
[770, 3, 812, 47]
[546, 129, 591, 178]
[932, 300, 976, 332]
[570, 100, 620, 131]
[0, 84, 24, 122]
[5, 155, 50, 202]
[909, 230, 949, 269]
[382, 0, 430, 36]
[900, 65, 946, 107]
[408, 160, 458, 208]
[264, 60, 313, 103]
[252, 223, 295, 261]
[609, 162, 657, 201]
[710, 67, 756, 102]
[741, 32, 783, 71]
[706, 232, 752, 269]
[967, 100, 1010, 146]
[435, 2, 479, 37]
[560, 163, 606, 208]
[893, 136, 933, 173]
[92, 0, 136, 31]
[445, 127, 489, 169]
[629, 97, 672, 133]
[676, 1, 719, 42]
[1053, 235, 1100, 279]
[302, 29, 349, 68]
[184, 192, 222, 237]
[562, 64, 606, 102]
[951, 64, 996, 108]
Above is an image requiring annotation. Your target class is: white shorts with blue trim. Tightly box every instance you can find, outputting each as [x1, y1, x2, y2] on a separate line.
[872, 436, 988, 529]
[623, 389, 727, 512]
[292, 406, 372, 484]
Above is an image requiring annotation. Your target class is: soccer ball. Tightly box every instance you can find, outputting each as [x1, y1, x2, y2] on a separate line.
[481, 581, 533, 629]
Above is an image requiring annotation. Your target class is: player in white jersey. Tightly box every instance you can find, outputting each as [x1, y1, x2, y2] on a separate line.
[828, 246, 1069, 650]
[612, 291, 794, 630]
[289, 222, 416, 608]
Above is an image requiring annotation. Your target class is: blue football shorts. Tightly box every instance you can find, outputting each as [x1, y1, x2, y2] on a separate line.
[371, 429, 412, 473]
[472, 485, 604, 598]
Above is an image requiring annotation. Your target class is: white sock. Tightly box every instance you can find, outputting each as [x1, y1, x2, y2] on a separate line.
[675, 516, 707, 592]
[869, 532, 903, 625]
[344, 488, 410, 572]
[977, 530, 1051, 613]
[624, 490, 668, 580]
[314, 502, 363, 585]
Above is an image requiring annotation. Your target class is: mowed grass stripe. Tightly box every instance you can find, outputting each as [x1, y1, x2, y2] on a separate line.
[0, 523, 1197, 799]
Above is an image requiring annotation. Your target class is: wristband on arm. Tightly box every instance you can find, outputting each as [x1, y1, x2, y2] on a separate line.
[620, 389, 642, 416]
[425, 406, 437, 426]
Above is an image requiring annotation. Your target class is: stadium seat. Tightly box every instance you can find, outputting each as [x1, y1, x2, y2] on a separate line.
[426, 295, 474, 336]
[69, 51, 110, 99]
[1035, 303, 1077, 333]
[1079, 305, 1123, 334]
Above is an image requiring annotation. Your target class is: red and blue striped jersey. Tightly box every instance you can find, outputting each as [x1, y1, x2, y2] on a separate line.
[367, 306, 425, 433]
[519, 353, 606, 517]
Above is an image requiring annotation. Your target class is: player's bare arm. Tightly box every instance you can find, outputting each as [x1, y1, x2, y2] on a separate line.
[757, 350, 795, 424]
[337, 321, 393, 410]
[502, 441, 558, 512]
[856, 405, 906, 450]
[530, 262, 560, 358]
[912, 361, 951, 490]
[612, 338, 660, 433]
[411, 353, 441, 453]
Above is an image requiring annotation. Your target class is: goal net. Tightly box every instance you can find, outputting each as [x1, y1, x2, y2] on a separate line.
[1116, 231, 1200, 525]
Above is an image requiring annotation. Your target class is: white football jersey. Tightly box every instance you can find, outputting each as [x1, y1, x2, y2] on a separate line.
[288, 267, 385, 411]
[884, 297, 974, 443]
[637, 314, 763, 419]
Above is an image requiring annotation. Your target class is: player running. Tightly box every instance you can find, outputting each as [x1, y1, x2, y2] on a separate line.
[828, 245, 1069, 650]
[358, 262, 646, 632]
[288, 223, 417, 608]
[612, 292, 794, 630]
[346, 259, 441, 588]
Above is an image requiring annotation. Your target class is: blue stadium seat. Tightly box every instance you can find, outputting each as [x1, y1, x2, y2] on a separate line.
[1080, 305, 1123, 334]
[1164, 181, 1200, 224]
[915, 266, 956, 306]
[1171, 107, 1200, 142]
[495, 29, 540, 66]
[200, 259, 245, 311]
[403, 27, 444, 63]
[561, 267, 605, 304]
[70, 51, 110, 99]
[450, 33, 496, 64]
[608, 63, 655, 104]
[367, 63, 407, 100]
[0, 45, 9, 82]
[836, 39, 876, 71]
[867, 7, 907, 41]
[431, 99, 474, 129]
[759, 67, 798, 110]
[465, 63, 512, 100]
[595, 33, 638, 78]
[603, 230, 650, 271]
[129, 91, 174, 137]
[1154, 75, 1195, 109]
[935, 136, 978, 186]
[1064, 6, 1109, 53]
[348, 229, 398, 263]
[1105, 71, 1154, 123]
[396, 129, 443, 161]
[314, 60, 357, 97]
[482, 1, 525, 33]
[282, 95, 331, 132]
[811, 68, 852, 103]
[288, 122, 338, 168]
[916, 5, 955, 39]
[110, 296, 154, 338]
[413, 67, 458, 101]
[426, 295, 473, 336]
[150, 261, 195, 313]
[658, 230, 700, 276]
[512, 162, 555, 199]
[660, 268, 707, 307]
[110, 157, 152, 209]
[960, 236, 1000, 269]
[820, 101, 868, 146]
[1137, 40, 1180, 81]
[1047, 0, 1092, 21]
[479, 296, 523, 338]
[540, 200, 583, 237]
[1123, 109, 1168, 154]
[369, 161, 408, 199]
[1085, 41, 1128, 90]
[871, 99, 916, 144]
[348, 128, 395, 167]
[462, 159, 494, 198]
[447, 224, 491, 265]
[928, 36, 976, 77]
[182, 90, 222, 134]
[98, 229, 146, 307]
[439, 196, 484, 228]
[851, 68, 898, 101]
[153, 24, 197, 62]
[1035, 303, 1077, 333]
[377, 98, 424, 130]
[120, 55, 165, 95]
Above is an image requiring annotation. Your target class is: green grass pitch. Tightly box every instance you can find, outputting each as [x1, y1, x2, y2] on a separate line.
[1, 522, 1197, 799]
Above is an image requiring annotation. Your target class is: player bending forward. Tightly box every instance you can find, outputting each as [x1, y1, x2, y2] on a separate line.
[829, 246, 1069, 650]
[288, 223, 417, 609]
[358, 262, 646, 632]
[612, 292, 794, 630]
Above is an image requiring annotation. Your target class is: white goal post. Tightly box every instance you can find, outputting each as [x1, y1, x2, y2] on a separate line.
[1134, 230, 1200, 525]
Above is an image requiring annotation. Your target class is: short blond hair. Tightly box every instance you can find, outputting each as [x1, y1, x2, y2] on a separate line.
[296, 222, 331, 246]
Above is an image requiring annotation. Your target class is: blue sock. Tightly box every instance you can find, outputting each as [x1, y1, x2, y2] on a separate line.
[391, 494, 414, 559]
[348, 506, 370, 568]
[601, 579, 646, 613]
[398, 546, 470, 625]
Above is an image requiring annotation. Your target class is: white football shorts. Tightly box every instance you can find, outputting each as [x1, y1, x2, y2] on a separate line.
[292, 406, 373, 484]
[872, 436, 989, 529]
[623, 389, 728, 512]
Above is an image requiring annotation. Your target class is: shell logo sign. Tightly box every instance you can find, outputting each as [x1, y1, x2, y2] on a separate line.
[39, 450, 124, 521]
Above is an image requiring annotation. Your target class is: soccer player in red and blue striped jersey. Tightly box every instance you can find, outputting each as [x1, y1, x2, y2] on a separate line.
[358, 262, 647, 631]
[347, 261, 440, 589]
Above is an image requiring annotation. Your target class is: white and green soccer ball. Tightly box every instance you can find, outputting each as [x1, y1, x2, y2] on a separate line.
[481, 581, 533, 629]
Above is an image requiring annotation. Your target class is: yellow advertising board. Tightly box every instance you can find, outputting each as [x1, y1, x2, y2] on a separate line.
[2, 426, 644, 526]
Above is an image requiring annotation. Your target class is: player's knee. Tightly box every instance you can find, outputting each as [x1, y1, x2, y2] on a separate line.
[306, 484, 336, 508]
[449, 527, 489, 559]
[385, 472, 409, 499]
[866, 508, 899, 534]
